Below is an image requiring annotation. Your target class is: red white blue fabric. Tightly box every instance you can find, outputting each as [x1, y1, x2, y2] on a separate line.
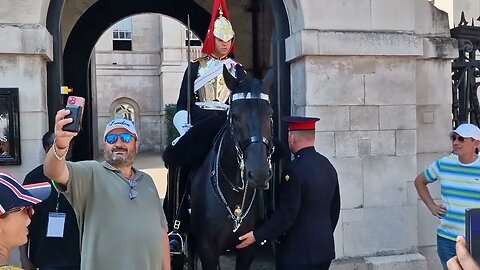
[0, 170, 51, 215]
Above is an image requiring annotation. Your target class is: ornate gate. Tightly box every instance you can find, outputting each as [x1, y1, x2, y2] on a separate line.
[451, 12, 480, 128]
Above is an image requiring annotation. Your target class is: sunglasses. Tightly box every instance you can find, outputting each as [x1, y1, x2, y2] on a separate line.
[128, 179, 138, 200]
[450, 135, 474, 143]
[105, 133, 135, 144]
[0, 206, 34, 218]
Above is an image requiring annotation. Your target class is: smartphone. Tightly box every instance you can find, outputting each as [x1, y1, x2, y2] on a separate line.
[62, 96, 85, 132]
[465, 208, 480, 263]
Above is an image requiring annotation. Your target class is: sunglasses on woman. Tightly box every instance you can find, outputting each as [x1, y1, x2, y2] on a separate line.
[0, 206, 34, 218]
[105, 133, 135, 144]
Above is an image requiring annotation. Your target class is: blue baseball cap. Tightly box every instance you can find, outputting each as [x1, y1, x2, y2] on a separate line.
[0, 171, 51, 216]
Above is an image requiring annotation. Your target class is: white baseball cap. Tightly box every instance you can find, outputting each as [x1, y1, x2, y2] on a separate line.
[449, 123, 480, 140]
[103, 119, 138, 140]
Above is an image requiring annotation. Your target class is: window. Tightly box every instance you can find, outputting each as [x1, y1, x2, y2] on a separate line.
[112, 18, 132, 51]
[185, 29, 202, 47]
[114, 103, 135, 123]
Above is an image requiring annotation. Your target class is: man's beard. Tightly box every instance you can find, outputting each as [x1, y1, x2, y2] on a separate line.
[104, 147, 134, 167]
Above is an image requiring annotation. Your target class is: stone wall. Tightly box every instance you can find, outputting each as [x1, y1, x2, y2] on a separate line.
[0, 1, 52, 179]
[95, 14, 167, 153]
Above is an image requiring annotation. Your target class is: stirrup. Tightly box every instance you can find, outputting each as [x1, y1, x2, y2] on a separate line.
[168, 231, 185, 255]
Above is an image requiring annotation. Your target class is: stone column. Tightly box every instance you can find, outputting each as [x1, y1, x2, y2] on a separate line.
[284, 0, 457, 268]
[0, 0, 53, 178]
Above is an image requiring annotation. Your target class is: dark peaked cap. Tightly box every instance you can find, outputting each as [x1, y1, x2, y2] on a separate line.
[283, 116, 320, 131]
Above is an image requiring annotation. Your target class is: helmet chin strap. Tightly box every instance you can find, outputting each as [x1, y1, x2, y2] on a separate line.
[211, 49, 229, 60]
[212, 39, 234, 60]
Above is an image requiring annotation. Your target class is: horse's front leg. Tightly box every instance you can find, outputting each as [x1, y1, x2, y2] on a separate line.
[197, 238, 220, 270]
[235, 244, 257, 270]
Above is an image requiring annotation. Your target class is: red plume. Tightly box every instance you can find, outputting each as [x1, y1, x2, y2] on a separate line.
[201, 0, 236, 55]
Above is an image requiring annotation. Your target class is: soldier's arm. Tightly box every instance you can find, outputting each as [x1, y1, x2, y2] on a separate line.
[176, 61, 199, 111]
[253, 172, 302, 242]
[176, 67, 190, 111]
[330, 172, 341, 231]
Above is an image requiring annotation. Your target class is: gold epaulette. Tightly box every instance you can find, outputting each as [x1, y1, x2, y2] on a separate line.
[192, 55, 209, 63]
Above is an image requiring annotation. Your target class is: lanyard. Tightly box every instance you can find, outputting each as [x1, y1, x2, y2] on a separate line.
[50, 180, 61, 212]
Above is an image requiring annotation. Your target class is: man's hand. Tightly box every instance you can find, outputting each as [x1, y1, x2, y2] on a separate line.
[236, 231, 256, 249]
[54, 109, 78, 148]
[428, 204, 447, 218]
[447, 236, 480, 270]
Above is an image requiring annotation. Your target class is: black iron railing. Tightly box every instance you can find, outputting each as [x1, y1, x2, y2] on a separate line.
[451, 12, 480, 128]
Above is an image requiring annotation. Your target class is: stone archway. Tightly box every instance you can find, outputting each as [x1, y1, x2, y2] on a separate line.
[44, 0, 290, 161]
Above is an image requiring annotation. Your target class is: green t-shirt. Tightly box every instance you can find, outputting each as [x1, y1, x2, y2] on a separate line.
[62, 160, 168, 270]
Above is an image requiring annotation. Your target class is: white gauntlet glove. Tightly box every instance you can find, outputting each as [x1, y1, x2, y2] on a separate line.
[172, 110, 192, 145]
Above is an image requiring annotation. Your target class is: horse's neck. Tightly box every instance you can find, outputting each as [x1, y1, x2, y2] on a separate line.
[217, 131, 256, 209]
[218, 130, 240, 184]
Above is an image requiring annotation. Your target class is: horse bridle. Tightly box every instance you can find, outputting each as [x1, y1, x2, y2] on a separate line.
[229, 92, 275, 190]
[212, 92, 274, 232]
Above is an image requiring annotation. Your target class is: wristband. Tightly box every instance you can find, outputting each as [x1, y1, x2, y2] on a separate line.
[53, 138, 69, 160]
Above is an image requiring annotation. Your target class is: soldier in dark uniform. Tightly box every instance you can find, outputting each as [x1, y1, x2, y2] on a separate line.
[237, 116, 341, 270]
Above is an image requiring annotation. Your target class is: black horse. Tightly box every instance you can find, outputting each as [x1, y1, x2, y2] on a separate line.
[183, 66, 274, 270]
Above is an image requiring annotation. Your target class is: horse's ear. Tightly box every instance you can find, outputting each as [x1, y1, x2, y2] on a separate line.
[235, 64, 247, 81]
[262, 67, 275, 95]
[223, 64, 239, 91]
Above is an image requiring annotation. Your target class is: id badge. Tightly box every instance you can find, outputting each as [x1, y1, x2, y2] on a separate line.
[46, 212, 66, 238]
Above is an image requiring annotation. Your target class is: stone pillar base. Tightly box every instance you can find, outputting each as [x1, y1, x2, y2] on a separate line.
[331, 253, 428, 270]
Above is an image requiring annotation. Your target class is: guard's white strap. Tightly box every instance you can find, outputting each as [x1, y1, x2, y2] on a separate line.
[231, 93, 269, 103]
[194, 59, 237, 92]
[195, 101, 230, 111]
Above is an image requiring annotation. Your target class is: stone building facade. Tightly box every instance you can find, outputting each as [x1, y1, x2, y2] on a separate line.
[0, 0, 479, 268]
[94, 14, 198, 154]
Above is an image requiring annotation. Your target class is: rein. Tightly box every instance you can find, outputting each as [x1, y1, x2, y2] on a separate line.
[211, 91, 274, 232]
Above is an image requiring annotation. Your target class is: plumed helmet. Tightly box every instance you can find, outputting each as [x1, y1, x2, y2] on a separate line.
[202, 0, 236, 55]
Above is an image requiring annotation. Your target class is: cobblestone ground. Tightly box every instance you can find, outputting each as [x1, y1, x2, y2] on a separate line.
[219, 247, 274, 270]
[176, 245, 275, 270]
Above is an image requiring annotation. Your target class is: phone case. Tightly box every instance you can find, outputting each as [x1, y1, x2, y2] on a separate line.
[67, 96, 85, 107]
[62, 96, 85, 133]
[465, 208, 480, 262]
[62, 105, 82, 132]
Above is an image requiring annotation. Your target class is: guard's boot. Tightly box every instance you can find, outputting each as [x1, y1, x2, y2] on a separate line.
[168, 219, 185, 254]
[168, 231, 184, 254]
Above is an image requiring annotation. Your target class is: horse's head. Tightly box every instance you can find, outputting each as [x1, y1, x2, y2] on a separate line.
[223, 65, 274, 189]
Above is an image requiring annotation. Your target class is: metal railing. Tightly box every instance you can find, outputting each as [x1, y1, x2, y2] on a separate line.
[451, 12, 480, 128]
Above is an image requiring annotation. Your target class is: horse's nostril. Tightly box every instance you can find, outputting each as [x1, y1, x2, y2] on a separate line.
[248, 171, 254, 179]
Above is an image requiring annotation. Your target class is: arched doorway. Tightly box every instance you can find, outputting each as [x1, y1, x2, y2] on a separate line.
[46, 0, 290, 161]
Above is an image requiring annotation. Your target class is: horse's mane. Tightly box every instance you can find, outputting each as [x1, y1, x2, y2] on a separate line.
[234, 76, 263, 96]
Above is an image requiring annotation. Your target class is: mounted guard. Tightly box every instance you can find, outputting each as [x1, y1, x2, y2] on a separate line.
[163, 0, 240, 255]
